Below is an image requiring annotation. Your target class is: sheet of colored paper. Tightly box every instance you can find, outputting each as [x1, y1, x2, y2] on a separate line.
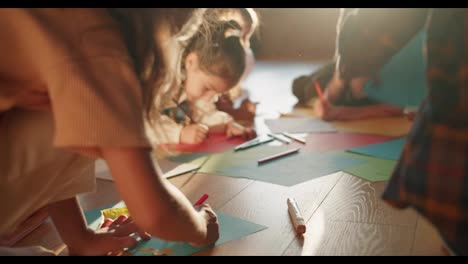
[339, 152, 398, 182]
[85, 202, 267, 256]
[95, 154, 208, 181]
[197, 145, 292, 174]
[332, 117, 412, 137]
[162, 163, 201, 179]
[347, 137, 406, 161]
[265, 117, 337, 133]
[364, 30, 426, 108]
[165, 153, 210, 165]
[298, 132, 394, 152]
[214, 151, 367, 186]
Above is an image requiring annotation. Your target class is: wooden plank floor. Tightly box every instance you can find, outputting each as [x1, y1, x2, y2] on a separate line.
[11, 62, 444, 255]
[16, 171, 444, 256]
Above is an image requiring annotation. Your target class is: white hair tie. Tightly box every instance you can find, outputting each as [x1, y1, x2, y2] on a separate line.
[224, 28, 241, 38]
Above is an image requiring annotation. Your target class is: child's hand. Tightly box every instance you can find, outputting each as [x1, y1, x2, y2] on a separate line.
[98, 215, 151, 240]
[180, 124, 209, 144]
[68, 215, 150, 256]
[403, 107, 417, 121]
[190, 204, 220, 248]
[226, 122, 256, 139]
[314, 98, 340, 121]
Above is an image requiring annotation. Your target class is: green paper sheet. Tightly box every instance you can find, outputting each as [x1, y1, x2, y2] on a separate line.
[85, 202, 267, 256]
[197, 145, 292, 174]
[340, 152, 397, 182]
[166, 153, 210, 166]
[347, 137, 406, 161]
[214, 151, 367, 186]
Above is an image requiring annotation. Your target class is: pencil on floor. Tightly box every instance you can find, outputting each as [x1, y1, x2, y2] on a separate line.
[257, 148, 300, 164]
[281, 132, 306, 144]
[234, 136, 274, 151]
[267, 133, 291, 144]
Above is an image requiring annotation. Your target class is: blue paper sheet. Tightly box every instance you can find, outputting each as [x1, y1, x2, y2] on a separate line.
[364, 30, 427, 108]
[347, 137, 406, 161]
[85, 202, 267, 256]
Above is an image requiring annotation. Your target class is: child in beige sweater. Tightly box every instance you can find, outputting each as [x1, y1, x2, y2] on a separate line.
[147, 19, 256, 145]
[0, 8, 219, 256]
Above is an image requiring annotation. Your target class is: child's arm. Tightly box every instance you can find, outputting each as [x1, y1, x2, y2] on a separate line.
[194, 98, 256, 139]
[215, 95, 256, 123]
[315, 99, 403, 121]
[101, 148, 219, 246]
[180, 124, 209, 144]
[147, 115, 185, 145]
[194, 99, 234, 127]
[148, 114, 208, 145]
[209, 121, 256, 139]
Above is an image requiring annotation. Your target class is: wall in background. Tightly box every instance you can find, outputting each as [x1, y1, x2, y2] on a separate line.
[252, 8, 340, 62]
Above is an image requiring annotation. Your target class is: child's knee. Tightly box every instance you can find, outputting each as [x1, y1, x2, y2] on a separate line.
[0, 245, 56, 256]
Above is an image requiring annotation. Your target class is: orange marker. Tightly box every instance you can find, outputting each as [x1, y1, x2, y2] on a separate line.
[314, 80, 325, 102]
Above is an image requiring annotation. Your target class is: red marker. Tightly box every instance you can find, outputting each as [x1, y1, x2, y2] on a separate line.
[115, 214, 128, 222]
[314, 79, 325, 102]
[194, 193, 209, 206]
[100, 218, 114, 228]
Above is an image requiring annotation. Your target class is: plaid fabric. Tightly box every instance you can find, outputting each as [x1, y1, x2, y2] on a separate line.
[338, 8, 468, 255]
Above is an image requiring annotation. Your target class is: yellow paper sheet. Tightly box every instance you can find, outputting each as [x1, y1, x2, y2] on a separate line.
[101, 207, 130, 220]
